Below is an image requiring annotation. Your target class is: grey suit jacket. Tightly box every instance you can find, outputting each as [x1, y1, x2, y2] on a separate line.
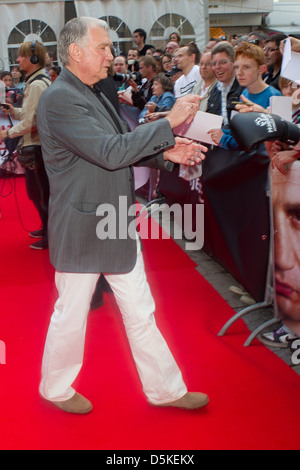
[37, 67, 176, 273]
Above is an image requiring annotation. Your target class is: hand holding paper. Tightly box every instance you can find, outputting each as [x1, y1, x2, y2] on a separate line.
[280, 37, 300, 84]
[207, 128, 224, 145]
[173, 110, 223, 145]
[118, 88, 133, 106]
[165, 95, 201, 128]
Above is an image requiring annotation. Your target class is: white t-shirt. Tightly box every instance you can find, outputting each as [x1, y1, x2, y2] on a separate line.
[174, 65, 201, 98]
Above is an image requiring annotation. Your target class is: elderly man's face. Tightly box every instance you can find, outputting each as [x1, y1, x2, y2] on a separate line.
[76, 26, 113, 85]
[272, 162, 300, 325]
[165, 42, 178, 54]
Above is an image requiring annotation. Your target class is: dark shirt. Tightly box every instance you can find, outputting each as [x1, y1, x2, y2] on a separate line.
[138, 44, 154, 56]
[263, 68, 281, 91]
[94, 75, 120, 113]
[132, 78, 154, 110]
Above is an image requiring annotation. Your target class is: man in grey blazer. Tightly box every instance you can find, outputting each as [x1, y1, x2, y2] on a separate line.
[37, 17, 209, 414]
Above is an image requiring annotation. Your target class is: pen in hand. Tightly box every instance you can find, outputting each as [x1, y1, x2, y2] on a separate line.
[231, 101, 253, 107]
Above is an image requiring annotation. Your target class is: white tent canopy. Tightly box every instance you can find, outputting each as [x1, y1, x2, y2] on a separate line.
[267, 2, 300, 35]
[0, 0, 208, 71]
[0, 1, 65, 70]
[74, 0, 208, 53]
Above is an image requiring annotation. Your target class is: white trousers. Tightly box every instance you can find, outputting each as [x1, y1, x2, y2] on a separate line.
[39, 239, 187, 404]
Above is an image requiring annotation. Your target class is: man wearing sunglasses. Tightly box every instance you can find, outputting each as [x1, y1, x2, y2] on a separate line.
[263, 32, 287, 91]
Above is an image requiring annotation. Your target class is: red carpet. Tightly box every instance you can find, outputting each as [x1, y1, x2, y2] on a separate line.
[0, 176, 300, 450]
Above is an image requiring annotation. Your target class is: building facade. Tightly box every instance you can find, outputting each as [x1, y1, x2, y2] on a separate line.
[0, 0, 209, 71]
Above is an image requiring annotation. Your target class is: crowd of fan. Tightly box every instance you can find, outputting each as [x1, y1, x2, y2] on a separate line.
[108, 28, 300, 350]
[111, 28, 299, 130]
[108, 28, 299, 178]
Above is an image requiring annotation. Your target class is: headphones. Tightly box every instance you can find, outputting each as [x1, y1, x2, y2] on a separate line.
[30, 40, 39, 64]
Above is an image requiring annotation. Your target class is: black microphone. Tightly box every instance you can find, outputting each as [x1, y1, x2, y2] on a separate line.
[230, 112, 300, 152]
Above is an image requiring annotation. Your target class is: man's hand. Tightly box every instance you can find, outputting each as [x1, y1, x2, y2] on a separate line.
[0, 129, 8, 142]
[165, 95, 202, 129]
[146, 111, 169, 122]
[292, 87, 300, 108]
[280, 36, 300, 54]
[271, 149, 299, 174]
[0, 103, 14, 117]
[207, 128, 224, 145]
[289, 36, 300, 52]
[145, 102, 156, 114]
[234, 95, 269, 114]
[265, 140, 286, 158]
[126, 79, 139, 92]
[164, 136, 207, 166]
[118, 90, 133, 106]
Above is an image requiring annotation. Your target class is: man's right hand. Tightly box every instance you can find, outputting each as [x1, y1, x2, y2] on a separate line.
[164, 136, 207, 166]
[165, 95, 202, 129]
[0, 103, 14, 117]
[126, 79, 139, 92]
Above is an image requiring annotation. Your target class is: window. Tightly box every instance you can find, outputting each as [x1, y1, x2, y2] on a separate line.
[7, 19, 57, 67]
[149, 13, 195, 48]
[99, 16, 132, 55]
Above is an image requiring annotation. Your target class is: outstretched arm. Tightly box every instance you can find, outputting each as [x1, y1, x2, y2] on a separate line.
[164, 137, 207, 166]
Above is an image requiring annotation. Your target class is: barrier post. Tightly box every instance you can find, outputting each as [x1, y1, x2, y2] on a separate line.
[0, 340, 6, 365]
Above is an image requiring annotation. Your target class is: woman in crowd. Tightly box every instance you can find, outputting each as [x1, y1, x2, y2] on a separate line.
[161, 53, 173, 73]
[139, 72, 175, 120]
[11, 65, 26, 88]
[2, 68, 25, 107]
[169, 32, 181, 44]
[138, 72, 176, 200]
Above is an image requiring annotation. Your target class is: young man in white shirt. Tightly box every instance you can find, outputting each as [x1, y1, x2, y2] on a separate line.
[174, 43, 201, 98]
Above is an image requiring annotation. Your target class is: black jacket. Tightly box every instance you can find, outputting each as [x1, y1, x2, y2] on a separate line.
[206, 78, 244, 124]
[132, 78, 154, 110]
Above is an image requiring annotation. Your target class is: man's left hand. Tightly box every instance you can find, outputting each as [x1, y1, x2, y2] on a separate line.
[164, 137, 207, 165]
[207, 128, 223, 145]
[234, 95, 269, 114]
[0, 129, 8, 142]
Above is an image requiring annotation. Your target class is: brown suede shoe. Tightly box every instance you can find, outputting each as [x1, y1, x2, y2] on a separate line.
[49, 392, 93, 414]
[151, 392, 209, 410]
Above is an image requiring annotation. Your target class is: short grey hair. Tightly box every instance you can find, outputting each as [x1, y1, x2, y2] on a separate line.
[58, 17, 109, 66]
[211, 41, 234, 62]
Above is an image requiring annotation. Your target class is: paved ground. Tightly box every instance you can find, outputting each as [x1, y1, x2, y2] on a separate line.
[139, 198, 300, 377]
[184, 243, 300, 376]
